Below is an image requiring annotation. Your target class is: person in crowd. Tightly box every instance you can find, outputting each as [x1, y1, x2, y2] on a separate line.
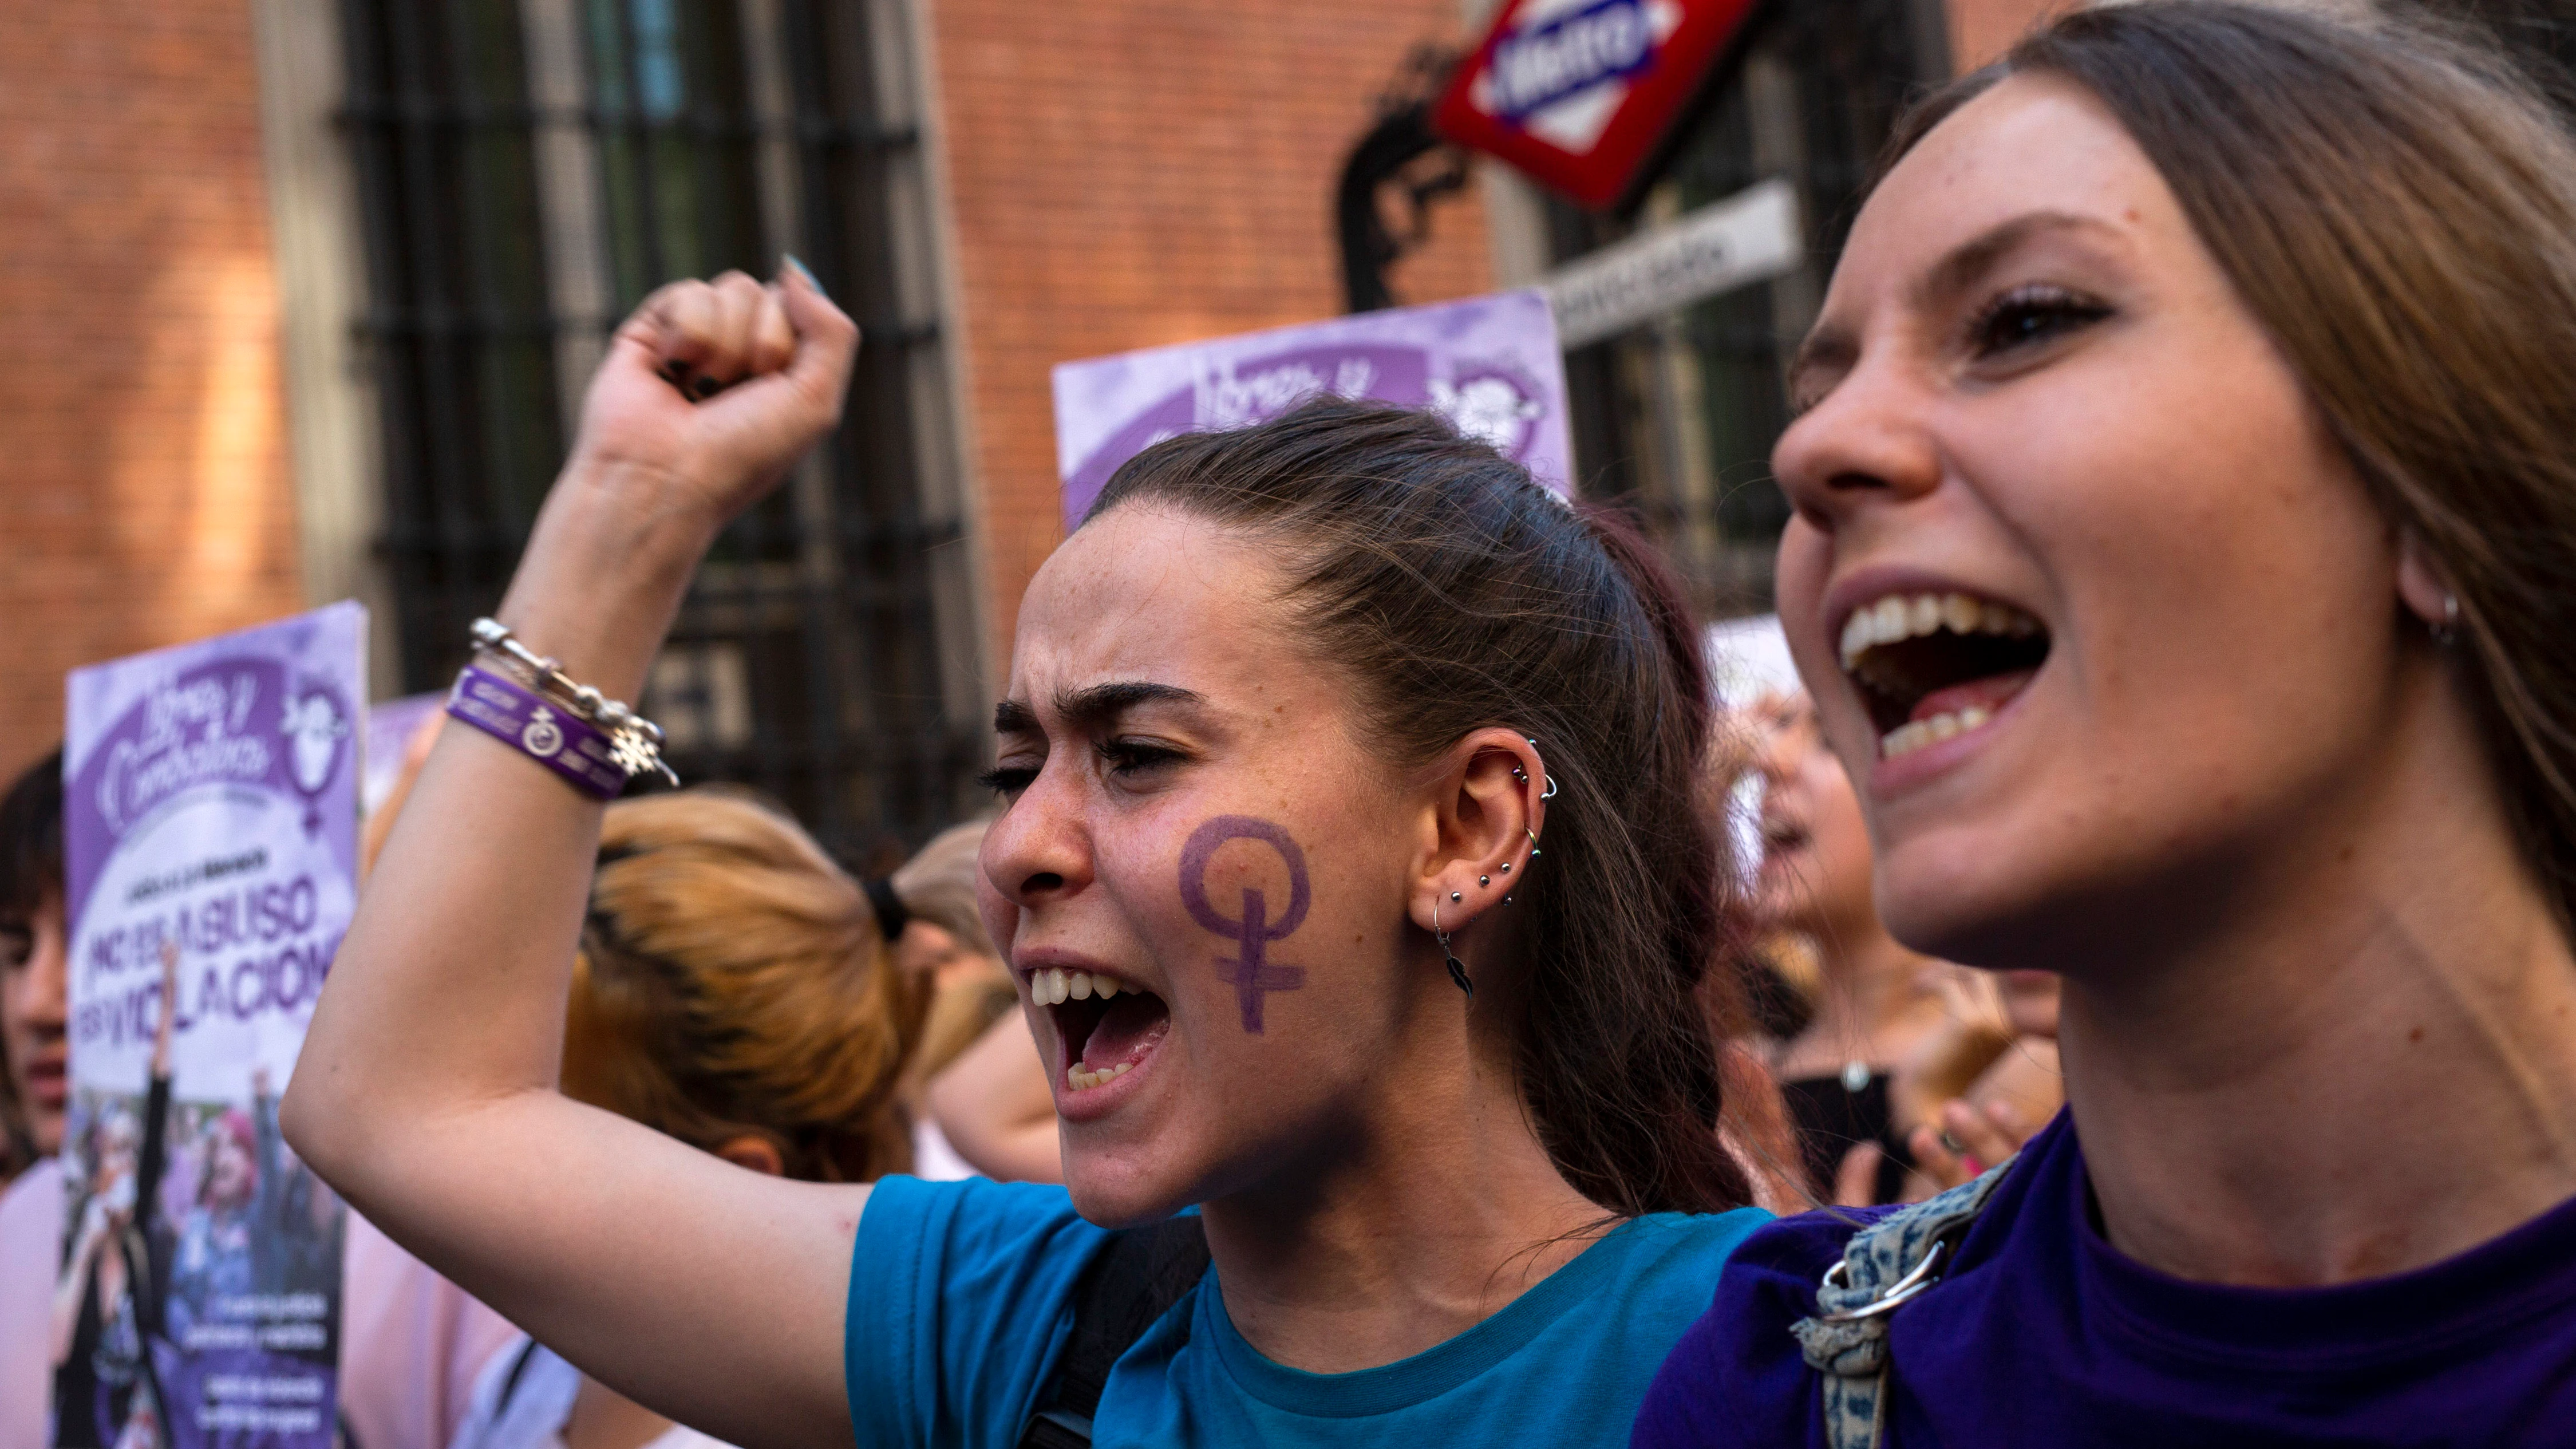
[50, 943, 177, 1448]
[882, 819, 1062, 1182]
[449, 787, 929, 1449]
[280, 259, 1771, 1447]
[1634, 3, 2576, 1442]
[0, 750, 68, 1188]
[1747, 690, 1969, 1205]
[0, 748, 517, 1449]
[1890, 968, 2060, 1198]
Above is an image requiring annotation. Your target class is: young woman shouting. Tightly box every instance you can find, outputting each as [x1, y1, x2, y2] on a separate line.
[281, 261, 1768, 1446]
[1636, 3, 2576, 1443]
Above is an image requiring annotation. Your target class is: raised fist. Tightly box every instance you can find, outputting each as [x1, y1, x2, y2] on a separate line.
[566, 260, 860, 534]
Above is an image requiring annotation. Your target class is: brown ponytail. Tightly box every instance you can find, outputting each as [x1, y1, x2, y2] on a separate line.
[1089, 398, 1752, 1215]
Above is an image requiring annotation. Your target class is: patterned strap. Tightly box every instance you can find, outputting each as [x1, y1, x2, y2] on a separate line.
[1788, 1160, 2015, 1449]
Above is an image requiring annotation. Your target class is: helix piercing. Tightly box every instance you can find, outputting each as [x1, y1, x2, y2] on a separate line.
[1451, 891, 1462, 902]
[1479, 875, 1490, 887]
[1432, 898, 1473, 998]
[1526, 826, 1542, 859]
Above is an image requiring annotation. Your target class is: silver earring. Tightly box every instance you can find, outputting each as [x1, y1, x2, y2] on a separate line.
[2432, 593, 2460, 647]
[1431, 898, 1473, 999]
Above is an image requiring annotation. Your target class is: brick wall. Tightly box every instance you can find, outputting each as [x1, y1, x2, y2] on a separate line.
[1947, 0, 2072, 69]
[0, 1, 300, 787]
[922, 0, 1499, 679]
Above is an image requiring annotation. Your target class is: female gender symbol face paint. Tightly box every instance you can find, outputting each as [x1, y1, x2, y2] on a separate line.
[1178, 815, 1310, 1032]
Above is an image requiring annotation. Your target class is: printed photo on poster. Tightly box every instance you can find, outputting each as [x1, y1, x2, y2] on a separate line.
[54, 602, 366, 1449]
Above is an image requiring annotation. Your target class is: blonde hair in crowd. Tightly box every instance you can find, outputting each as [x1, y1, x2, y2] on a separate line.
[891, 820, 1021, 1084]
[566, 788, 930, 1182]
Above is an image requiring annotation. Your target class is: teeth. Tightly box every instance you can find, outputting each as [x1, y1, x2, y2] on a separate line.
[1838, 591, 2043, 670]
[1031, 968, 1129, 1006]
[1879, 705, 1994, 760]
[1063, 1059, 1135, 1093]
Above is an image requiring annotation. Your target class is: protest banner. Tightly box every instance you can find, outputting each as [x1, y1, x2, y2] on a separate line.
[54, 602, 365, 1449]
[1051, 290, 1573, 531]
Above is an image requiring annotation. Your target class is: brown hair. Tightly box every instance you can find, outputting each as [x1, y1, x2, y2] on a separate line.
[1883, 1, 2576, 926]
[569, 788, 931, 1182]
[1089, 398, 1752, 1215]
[0, 748, 63, 1178]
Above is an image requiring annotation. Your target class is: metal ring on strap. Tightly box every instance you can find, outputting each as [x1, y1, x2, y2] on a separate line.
[1816, 1239, 1949, 1323]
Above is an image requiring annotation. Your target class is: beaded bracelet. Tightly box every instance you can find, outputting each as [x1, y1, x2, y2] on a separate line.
[443, 618, 679, 797]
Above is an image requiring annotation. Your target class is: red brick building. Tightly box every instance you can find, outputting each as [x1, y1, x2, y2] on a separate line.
[0, 0, 2053, 855]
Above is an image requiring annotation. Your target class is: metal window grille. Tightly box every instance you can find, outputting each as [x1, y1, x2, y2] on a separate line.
[1554, 0, 1947, 621]
[338, 0, 982, 867]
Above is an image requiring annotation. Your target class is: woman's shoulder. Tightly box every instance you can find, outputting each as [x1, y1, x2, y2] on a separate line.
[847, 1176, 1135, 1447]
[1626, 1207, 1897, 1449]
[860, 1172, 1099, 1261]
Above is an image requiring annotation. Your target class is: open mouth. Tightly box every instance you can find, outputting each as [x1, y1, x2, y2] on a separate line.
[1028, 967, 1171, 1093]
[1838, 591, 2050, 760]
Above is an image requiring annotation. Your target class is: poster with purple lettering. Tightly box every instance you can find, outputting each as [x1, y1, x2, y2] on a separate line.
[1051, 289, 1573, 531]
[53, 602, 364, 1449]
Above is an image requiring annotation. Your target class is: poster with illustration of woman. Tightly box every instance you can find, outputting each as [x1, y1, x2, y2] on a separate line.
[55, 603, 364, 1449]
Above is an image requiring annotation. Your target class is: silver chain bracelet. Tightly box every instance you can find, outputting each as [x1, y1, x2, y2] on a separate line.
[468, 617, 679, 787]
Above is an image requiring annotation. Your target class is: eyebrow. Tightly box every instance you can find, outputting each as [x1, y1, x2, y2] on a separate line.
[1787, 209, 2121, 404]
[991, 681, 1206, 736]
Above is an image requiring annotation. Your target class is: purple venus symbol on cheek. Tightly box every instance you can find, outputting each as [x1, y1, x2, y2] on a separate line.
[1178, 815, 1311, 1033]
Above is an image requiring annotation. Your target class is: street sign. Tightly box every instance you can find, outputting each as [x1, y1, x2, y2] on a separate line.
[1543, 177, 1803, 347]
[1433, 0, 1763, 210]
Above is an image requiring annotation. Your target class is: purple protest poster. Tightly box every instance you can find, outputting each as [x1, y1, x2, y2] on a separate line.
[53, 602, 364, 1449]
[1051, 289, 1574, 531]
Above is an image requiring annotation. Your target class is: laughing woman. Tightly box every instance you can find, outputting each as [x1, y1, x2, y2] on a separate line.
[279, 265, 1767, 1446]
[1634, 3, 2576, 1445]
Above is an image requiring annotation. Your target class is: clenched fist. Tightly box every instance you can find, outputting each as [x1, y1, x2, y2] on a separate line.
[567, 259, 860, 536]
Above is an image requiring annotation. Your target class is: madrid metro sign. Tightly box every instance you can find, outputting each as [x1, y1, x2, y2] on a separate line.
[1433, 0, 1762, 210]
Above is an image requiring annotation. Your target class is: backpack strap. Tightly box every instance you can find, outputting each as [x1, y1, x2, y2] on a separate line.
[1789, 1160, 2014, 1449]
[1020, 1216, 1212, 1449]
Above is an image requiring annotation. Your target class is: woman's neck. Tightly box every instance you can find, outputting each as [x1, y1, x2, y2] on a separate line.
[2062, 678, 2576, 1288]
[1198, 1004, 1613, 1376]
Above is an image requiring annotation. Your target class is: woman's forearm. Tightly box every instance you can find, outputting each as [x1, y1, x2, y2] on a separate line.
[50, 1227, 102, 1365]
[276, 270, 869, 1447]
[283, 471, 710, 1180]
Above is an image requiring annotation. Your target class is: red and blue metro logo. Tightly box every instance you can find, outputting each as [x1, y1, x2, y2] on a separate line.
[1434, 0, 1759, 210]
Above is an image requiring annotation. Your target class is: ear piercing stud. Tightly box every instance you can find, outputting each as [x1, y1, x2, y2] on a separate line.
[1450, 891, 1462, 902]
[1479, 875, 1490, 886]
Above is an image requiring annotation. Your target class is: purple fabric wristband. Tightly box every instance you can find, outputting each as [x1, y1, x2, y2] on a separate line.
[445, 663, 629, 800]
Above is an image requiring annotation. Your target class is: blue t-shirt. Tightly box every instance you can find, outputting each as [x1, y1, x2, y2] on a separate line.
[1633, 1112, 2576, 1447]
[846, 1175, 1769, 1447]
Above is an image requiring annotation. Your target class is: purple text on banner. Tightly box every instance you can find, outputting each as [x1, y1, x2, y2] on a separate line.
[1050, 289, 1573, 533]
[57, 601, 363, 1449]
